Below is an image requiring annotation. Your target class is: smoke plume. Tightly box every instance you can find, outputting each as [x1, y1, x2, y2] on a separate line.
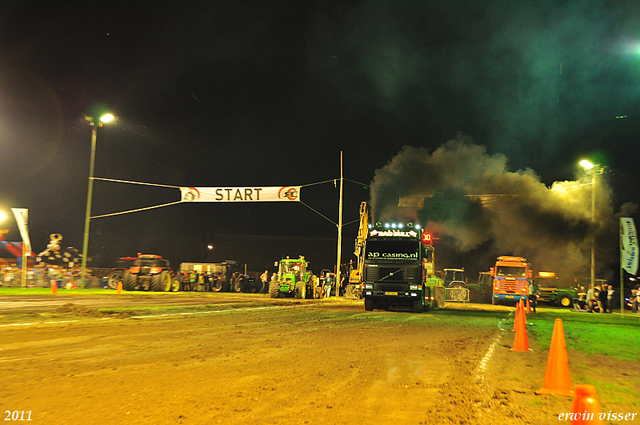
[370, 133, 635, 279]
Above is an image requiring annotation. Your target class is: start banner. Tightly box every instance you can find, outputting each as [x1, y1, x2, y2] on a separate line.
[180, 186, 300, 202]
[620, 217, 638, 275]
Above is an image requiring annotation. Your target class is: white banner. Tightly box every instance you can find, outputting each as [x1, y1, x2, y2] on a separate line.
[180, 186, 301, 202]
[11, 208, 31, 254]
[620, 217, 638, 275]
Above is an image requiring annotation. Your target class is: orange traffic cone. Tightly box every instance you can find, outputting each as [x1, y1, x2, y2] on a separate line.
[512, 300, 522, 332]
[570, 385, 603, 424]
[50, 280, 58, 294]
[511, 303, 530, 351]
[526, 297, 532, 314]
[520, 298, 527, 323]
[116, 281, 123, 295]
[535, 318, 573, 396]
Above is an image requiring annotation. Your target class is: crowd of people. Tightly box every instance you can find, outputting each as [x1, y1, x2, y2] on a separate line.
[573, 283, 616, 313]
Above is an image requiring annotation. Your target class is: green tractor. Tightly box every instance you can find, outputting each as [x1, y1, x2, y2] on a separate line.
[270, 256, 314, 299]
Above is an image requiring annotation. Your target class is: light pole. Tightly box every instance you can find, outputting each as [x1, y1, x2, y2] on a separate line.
[579, 159, 600, 293]
[80, 113, 114, 289]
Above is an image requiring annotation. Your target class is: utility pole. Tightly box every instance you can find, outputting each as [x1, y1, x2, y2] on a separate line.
[336, 151, 344, 297]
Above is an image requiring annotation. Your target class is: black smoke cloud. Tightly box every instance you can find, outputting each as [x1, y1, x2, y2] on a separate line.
[371, 133, 635, 278]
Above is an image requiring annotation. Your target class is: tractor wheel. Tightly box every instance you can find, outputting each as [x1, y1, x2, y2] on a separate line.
[107, 270, 125, 290]
[364, 297, 374, 311]
[212, 280, 223, 292]
[233, 280, 243, 293]
[557, 294, 573, 308]
[152, 271, 171, 292]
[269, 281, 280, 298]
[123, 272, 137, 291]
[170, 278, 180, 292]
[295, 281, 306, 299]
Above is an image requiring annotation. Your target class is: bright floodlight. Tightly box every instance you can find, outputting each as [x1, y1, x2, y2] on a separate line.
[100, 113, 115, 123]
[579, 159, 594, 170]
[0, 211, 6, 223]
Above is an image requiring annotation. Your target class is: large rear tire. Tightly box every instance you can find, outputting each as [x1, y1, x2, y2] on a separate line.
[123, 271, 137, 291]
[233, 279, 243, 293]
[152, 271, 171, 292]
[295, 281, 306, 299]
[364, 297, 374, 311]
[269, 281, 280, 298]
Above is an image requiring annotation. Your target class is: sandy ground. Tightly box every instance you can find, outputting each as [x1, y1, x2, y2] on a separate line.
[0, 294, 638, 425]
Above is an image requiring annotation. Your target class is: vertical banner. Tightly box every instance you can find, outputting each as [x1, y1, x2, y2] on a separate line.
[11, 208, 31, 254]
[620, 217, 638, 275]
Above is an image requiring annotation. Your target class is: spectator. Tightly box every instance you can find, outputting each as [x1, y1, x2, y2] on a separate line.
[324, 274, 332, 298]
[598, 285, 608, 314]
[528, 279, 540, 313]
[632, 284, 640, 313]
[607, 284, 614, 313]
[260, 270, 269, 294]
[576, 293, 588, 311]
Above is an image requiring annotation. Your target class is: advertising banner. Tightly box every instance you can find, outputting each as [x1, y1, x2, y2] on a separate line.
[11, 208, 31, 254]
[180, 186, 300, 202]
[620, 217, 638, 275]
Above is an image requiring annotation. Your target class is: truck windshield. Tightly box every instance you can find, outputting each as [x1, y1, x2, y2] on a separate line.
[496, 266, 527, 277]
[366, 240, 419, 261]
[282, 262, 304, 274]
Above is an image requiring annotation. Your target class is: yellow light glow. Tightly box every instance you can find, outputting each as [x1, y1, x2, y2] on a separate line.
[538, 272, 556, 278]
[579, 159, 594, 169]
[100, 113, 115, 123]
[0, 211, 7, 223]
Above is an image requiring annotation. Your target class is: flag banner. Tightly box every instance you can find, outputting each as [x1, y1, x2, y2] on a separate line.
[180, 186, 301, 202]
[620, 217, 638, 275]
[11, 208, 31, 254]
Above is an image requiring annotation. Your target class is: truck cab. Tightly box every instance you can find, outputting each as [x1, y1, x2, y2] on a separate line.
[491, 256, 531, 305]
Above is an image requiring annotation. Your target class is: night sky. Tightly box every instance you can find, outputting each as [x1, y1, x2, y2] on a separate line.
[1, 1, 640, 277]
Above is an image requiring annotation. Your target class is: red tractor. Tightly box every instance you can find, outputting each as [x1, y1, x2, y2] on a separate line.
[121, 254, 179, 292]
[106, 256, 138, 289]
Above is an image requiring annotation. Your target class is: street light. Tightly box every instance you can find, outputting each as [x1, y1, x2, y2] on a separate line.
[579, 159, 600, 293]
[80, 113, 115, 289]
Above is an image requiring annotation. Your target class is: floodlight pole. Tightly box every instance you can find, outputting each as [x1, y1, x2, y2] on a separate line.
[80, 124, 99, 289]
[336, 151, 344, 297]
[589, 171, 595, 293]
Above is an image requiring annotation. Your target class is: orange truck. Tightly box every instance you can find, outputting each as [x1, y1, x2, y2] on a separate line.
[491, 256, 532, 305]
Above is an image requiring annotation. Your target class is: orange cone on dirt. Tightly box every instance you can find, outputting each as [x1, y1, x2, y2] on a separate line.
[570, 385, 603, 424]
[116, 281, 123, 295]
[50, 281, 57, 294]
[511, 303, 530, 351]
[535, 318, 573, 397]
[512, 300, 522, 332]
[526, 297, 532, 314]
[520, 298, 527, 323]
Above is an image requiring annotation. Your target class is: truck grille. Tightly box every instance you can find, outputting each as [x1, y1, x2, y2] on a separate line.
[365, 266, 419, 283]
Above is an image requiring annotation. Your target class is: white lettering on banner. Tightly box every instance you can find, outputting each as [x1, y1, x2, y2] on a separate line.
[180, 187, 301, 202]
[367, 252, 418, 259]
[620, 217, 638, 275]
[370, 230, 418, 238]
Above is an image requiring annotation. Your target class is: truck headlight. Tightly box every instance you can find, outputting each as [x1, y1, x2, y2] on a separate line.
[364, 284, 373, 289]
[409, 285, 419, 290]
[410, 292, 417, 297]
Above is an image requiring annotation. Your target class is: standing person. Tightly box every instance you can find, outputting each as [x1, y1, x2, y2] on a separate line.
[598, 284, 608, 314]
[181, 272, 190, 291]
[528, 279, 539, 313]
[607, 284, 614, 313]
[189, 271, 197, 292]
[260, 270, 269, 294]
[586, 285, 595, 312]
[632, 283, 640, 313]
[324, 274, 332, 298]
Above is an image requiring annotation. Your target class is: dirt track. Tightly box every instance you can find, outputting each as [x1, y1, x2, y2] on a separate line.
[0, 294, 637, 424]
